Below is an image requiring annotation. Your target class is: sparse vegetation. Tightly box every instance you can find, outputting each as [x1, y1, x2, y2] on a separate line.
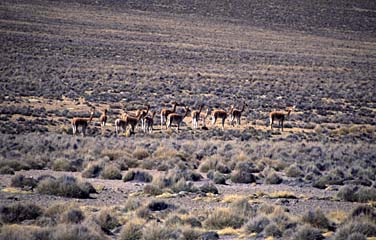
[36, 176, 92, 198]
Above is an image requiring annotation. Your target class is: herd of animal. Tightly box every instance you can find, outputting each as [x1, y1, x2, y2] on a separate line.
[71, 102, 295, 136]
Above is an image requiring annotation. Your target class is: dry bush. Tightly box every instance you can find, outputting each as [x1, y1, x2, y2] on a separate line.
[264, 171, 283, 184]
[204, 208, 245, 229]
[269, 207, 295, 230]
[123, 198, 141, 212]
[199, 182, 218, 194]
[292, 225, 324, 240]
[285, 164, 303, 178]
[81, 163, 102, 178]
[349, 205, 376, 222]
[0, 159, 30, 171]
[52, 224, 104, 240]
[264, 222, 282, 237]
[119, 222, 143, 240]
[123, 170, 153, 182]
[0, 203, 43, 224]
[60, 208, 85, 224]
[52, 158, 82, 172]
[36, 176, 91, 198]
[337, 185, 376, 202]
[171, 178, 197, 193]
[334, 220, 376, 240]
[301, 208, 331, 230]
[244, 214, 270, 234]
[0, 166, 15, 175]
[213, 172, 227, 185]
[345, 233, 367, 240]
[0, 224, 51, 240]
[142, 222, 173, 240]
[143, 184, 163, 196]
[199, 157, 218, 173]
[10, 174, 38, 189]
[95, 209, 120, 234]
[180, 226, 202, 240]
[132, 148, 150, 160]
[230, 170, 256, 184]
[101, 164, 122, 180]
[230, 197, 255, 218]
[147, 200, 173, 212]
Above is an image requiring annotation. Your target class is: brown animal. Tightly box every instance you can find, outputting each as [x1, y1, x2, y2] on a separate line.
[99, 109, 108, 128]
[143, 111, 156, 133]
[71, 107, 95, 136]
[269, 106, 295, 131]
[167, 106, 190, 132]
[115, 110, 142, 136]
[211, 106, 233, 130]
[191, 104, 204, 129]
[161, 102, 178, 129]
[229, 101, 247, 126]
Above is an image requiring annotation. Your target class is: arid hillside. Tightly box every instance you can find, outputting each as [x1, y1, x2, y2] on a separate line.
[0, 0, 375, 239]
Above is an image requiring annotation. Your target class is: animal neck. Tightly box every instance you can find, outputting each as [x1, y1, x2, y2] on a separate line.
[241, 103, 245, 112]
[172, 103, 177, 112]
[198, 105, 203, 114]
[89, 113, 93, 122]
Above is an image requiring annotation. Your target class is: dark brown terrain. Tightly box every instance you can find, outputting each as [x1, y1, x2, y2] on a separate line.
[0, 0, 375, 239]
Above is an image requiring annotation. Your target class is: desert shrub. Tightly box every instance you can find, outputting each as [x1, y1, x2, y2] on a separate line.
[123, 170, 152, 182]
[10, 174, 38, 189]
[143, 184, 163, 196]
[132, 148, 149, 160]
[349, 205, 376, 222]
[147, 200, 172, 212]
[264, 223, 282, 237]
[36, 176, 91, 198]
[81, 163, 102, 178]
[264, 172, 283, 184]
[213, 172, 227, 185]
[165, 214, 183, 227]
[199, 182, 219, 194]
[180, 226, 202, 240]
[244, 215, 270, 234]
[184, 217, 202, 228]
[96, 209, 120, 234]
[200, 231, 219, 240]
[285, 164, 303, 178]
[337, 185, 376, 202]
[0, 160, 29, 171]
[0, 166, 14, 175]
[269, 207, 295, 230]
[52, 224, 102, 240]
[346, 233, 367, 240]
[0, 224, 51, 240]
[199, 157, 218, 173]
[230, 197, 255, 218]
[355, 186, 376, 202]
[0, 203, 43, 223]
[136, 207, 152, 219]
[293, 225, 324, 240]
[334, 220, 376, 240]
[234, 161, 259, 173]
[171, 178, 197, 193]
[52, 158, 78, 172]
[101, 164, 122, 180]
[142, 222, 172, 240]
[60, 208, 85, 224]
[204, 208, 245, 229]
[123, 198, 141, 212]
[302, 209, 331, 230]
[258, 204, 275, 215]
[79, 181, 97, 194]
[230, 170, 256, 183]
[216, 164, 231, 174]
[119, 222, 142, 240]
